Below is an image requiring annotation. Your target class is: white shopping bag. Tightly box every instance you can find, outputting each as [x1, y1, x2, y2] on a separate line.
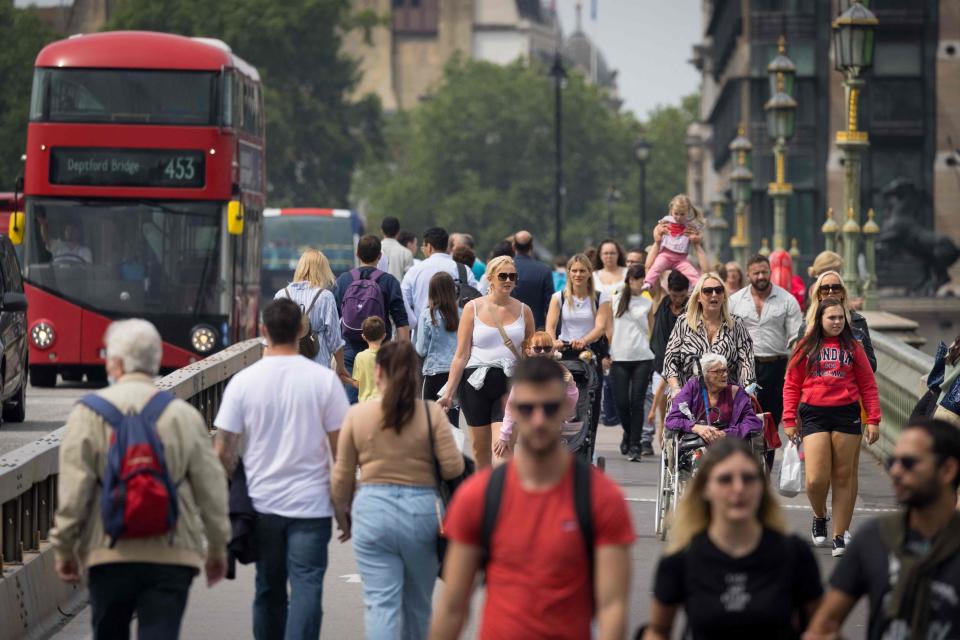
[778, 439, 803, 498]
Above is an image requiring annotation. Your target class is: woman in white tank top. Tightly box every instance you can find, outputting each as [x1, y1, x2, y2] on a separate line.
[440, 256, 534, 469]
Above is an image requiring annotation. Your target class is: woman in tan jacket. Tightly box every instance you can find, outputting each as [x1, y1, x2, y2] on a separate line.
[332, 340, 464, 640]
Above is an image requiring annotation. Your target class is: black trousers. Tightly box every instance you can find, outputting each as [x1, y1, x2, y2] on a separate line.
[89, 562, 197, 640]
[422, 372, 460, 426]
[610, 360, 654, 449]
[755, 357, 788, 471]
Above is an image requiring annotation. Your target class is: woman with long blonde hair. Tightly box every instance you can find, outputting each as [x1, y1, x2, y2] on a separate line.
[275, 248, 349, 378]
[794, 270, 876, 372]
[644, 439, 822, 639]
[662, 273, 755, 399]
[440, 256, 534, 469]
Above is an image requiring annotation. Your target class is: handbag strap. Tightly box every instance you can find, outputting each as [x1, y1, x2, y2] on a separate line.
[488, 299, 523, 361]
[425, 400, 443, 492]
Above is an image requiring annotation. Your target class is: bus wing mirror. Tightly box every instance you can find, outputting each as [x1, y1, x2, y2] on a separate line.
[1, 292, 27, 312]
[227, 200, 244, 235]
[8, 211, 25, 245]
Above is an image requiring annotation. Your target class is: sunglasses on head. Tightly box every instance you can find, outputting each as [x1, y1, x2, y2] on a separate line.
[530, 346, 553, 354]
[820, 283, 845, 294]
[714, 471, 761, 486]
[513, 401, 563, 417]
[497, 272, 518, 282]
[885, 455, 922, 472]
[701, 286, 724, 296]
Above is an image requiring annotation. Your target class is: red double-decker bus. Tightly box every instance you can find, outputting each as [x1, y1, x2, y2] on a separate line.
[20, 31, 265, 386]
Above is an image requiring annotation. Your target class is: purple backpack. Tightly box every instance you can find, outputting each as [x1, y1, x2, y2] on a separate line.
[340, 269, 386, 342]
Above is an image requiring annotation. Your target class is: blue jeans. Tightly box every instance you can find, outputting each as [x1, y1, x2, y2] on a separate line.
[352, 484, 439, 640]
[601, 372, 620, 425]
[344, 340, 363, 404]
[254, 514, 332, 640]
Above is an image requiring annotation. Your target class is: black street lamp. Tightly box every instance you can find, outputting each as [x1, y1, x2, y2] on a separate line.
[634, 137, 652, 243]
[550, 50, 567, 256]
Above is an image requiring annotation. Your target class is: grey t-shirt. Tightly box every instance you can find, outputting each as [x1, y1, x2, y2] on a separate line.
[830, 517, 960, 640]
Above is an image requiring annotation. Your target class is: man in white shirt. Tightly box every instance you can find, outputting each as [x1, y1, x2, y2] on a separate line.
[401, 227, 478, 334]
[376, 216, 414, 281]
[213, 298, 350, 640]
[728, 253, 803, 470]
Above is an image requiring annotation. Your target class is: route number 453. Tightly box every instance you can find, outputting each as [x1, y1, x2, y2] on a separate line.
[164, 157, 196, 181]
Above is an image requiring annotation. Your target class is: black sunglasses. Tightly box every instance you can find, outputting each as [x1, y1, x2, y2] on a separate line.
[714, 471, 761, 486]
[701, 286, 724, 296]
[530, 346, 553, 354]
[497, 272, 518, 282]
[885, 455, 922, 472]
[820, 284, 845, 294]
[514, 401, 563, 417]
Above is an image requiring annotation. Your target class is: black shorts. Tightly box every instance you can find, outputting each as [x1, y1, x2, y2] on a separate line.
[799, 402, 862, 437]
[459, 367, 509, 427]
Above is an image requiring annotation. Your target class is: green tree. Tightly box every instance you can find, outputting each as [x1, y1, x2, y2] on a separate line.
[356, 59, 697, 256]
[355, 57, 644, 256]
[0, 4, 56, 189]
[108, 0, 383, 206]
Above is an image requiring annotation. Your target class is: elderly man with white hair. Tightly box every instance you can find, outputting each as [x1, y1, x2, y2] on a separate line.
[51, 319, 230, 640]
[664, 352, 763, 443]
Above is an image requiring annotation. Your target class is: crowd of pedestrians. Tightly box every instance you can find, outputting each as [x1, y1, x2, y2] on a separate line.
[44, 203, 960, 640]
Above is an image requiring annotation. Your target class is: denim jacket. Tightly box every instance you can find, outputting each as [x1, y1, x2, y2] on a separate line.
[415, 307, 458, 376]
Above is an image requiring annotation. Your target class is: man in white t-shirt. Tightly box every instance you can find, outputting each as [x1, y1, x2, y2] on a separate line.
[214, 298, 349, 640]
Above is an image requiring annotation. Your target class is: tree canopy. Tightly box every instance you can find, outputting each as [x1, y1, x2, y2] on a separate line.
[355, 57, 696, 256]
[107, 0, 383, 206]
[0, 4, 55, 190]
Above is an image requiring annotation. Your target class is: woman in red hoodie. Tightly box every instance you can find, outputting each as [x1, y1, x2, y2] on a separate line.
[783, 297, 880, 559]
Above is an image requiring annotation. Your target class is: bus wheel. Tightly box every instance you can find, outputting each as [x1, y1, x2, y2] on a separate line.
[30, 365, 58, 388]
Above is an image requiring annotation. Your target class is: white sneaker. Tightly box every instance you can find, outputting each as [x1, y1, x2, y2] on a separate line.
[811, 516, 829, 546]
[832, 536, 846, 558]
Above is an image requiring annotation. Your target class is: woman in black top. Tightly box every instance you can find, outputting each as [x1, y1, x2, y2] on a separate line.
[644, 439, 822, 640]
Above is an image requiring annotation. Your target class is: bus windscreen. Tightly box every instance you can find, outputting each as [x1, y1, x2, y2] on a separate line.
[31, 69, 218, 126]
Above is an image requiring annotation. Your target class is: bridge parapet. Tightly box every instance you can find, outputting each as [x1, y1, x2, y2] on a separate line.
[0, 338, 263, 639]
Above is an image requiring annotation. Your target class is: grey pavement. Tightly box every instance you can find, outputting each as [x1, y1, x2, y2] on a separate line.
[49, 421, 895, 639]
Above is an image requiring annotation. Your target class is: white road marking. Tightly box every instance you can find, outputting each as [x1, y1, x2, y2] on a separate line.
[340, 573, 362, 583]
[625, 497, 898, 513]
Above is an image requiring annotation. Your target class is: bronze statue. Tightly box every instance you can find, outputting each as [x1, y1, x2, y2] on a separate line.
[875, 179, 958, 295]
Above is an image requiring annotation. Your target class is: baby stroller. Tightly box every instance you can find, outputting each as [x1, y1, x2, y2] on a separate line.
[557, 344, 605, 470]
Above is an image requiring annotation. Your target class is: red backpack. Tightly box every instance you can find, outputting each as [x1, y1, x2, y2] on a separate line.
[79, 392, 178, 546]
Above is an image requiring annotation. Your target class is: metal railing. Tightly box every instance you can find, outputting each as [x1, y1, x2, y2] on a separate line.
[0, 338, 262, 638]
[871, 330, 934, 460]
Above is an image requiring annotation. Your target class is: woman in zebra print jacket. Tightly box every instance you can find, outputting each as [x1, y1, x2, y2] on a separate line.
[663, 272, 756, 398]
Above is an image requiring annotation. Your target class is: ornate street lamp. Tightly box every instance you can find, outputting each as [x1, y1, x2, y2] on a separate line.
[634, 137, 652, 242]
[729, 126, 753, 269]
[708, 191, 730, 263]
[832, 0, 878, 303]
[765, 36, 797, 252]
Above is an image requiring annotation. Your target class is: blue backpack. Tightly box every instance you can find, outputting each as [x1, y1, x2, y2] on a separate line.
[79, 392, 178, 546]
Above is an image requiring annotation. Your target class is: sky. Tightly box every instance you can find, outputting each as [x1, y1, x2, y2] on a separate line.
[556, 0, 702, 120]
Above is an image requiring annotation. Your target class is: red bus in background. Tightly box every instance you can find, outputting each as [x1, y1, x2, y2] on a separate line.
[21, 31, 265, 386]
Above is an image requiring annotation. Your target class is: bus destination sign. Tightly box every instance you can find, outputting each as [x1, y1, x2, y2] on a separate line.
[49, 148, 205, 188]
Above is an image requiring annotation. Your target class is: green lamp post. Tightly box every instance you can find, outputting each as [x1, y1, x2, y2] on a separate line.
[708, 192, 730, 263]
[765, 36, 797, 252]
[729, 125, 753, 268]
[832, 0, 878, 300]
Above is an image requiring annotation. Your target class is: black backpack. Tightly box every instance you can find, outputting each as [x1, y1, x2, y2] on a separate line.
[283, 286, 324, 359]
[456, 262, 482, 308]
[480, 456, 594, 574]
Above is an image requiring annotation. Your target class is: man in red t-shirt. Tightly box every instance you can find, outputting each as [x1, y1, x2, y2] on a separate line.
[430, 357, 635, 640]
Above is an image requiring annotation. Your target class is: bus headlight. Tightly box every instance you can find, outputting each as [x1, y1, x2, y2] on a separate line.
[31, 321, 56, 349]
[190, 325, 217, 354]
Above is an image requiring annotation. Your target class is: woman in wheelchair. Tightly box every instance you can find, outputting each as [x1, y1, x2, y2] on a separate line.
[664, 354, 762, 445]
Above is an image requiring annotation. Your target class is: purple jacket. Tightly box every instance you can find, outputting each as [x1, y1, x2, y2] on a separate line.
[665, 378, 762, 440]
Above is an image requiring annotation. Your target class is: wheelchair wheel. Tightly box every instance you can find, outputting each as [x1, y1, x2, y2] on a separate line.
[654, 447, 671, 540]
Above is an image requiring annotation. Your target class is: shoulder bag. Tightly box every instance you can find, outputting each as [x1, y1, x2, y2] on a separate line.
[426, 400, 475, 578]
